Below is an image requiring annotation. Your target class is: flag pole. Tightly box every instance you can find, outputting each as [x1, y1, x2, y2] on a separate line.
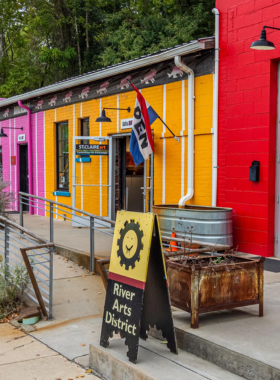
[126, 77, 180, 143]
[156, 114, 180, 143]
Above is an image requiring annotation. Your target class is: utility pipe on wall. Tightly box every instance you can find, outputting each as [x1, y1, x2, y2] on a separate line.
[212, 8, 220, 207]
[175, 55, 194, 207]
[18, 101, 33, 215]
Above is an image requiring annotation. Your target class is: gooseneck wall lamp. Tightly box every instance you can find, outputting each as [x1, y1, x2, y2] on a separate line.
[0, 126, 23, 138]
[250, 26, 280, 50]
[95, 107, 131, 123]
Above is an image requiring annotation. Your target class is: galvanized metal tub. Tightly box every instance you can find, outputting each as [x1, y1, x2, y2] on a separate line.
[152, 204, 233, 246]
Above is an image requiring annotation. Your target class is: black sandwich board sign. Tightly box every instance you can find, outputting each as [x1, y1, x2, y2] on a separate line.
[100, 210, 178, 363]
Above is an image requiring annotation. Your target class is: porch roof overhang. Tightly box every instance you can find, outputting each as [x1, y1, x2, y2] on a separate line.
[0, 37, 214, 107]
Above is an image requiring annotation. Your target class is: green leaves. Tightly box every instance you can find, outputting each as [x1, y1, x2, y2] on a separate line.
[212, 257, 225, 265]
[0, 262, 29, 320]
[98, 0, 215, 67]
[40, 47, 77, 69]
[0, 0, 215, 97]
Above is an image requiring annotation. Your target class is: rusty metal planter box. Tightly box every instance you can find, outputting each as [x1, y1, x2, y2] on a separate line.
[166, 256, 264, 328]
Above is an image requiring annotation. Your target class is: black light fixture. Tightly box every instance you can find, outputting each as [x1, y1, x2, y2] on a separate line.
[95, 109, 112, 123]
[0, 126, 23, 138]
[95, 107, 131, 123]
[250, 26, 278, 50]
[0, 128, 7, 137]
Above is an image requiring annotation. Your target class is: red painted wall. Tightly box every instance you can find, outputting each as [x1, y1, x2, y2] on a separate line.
[216, 0, 280, 256]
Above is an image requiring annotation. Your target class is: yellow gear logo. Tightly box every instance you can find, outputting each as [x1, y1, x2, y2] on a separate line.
[117, 220, 143, 270]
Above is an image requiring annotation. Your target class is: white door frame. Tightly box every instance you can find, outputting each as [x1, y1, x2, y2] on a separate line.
[142, 153, 154, 213]
[72, 136, 112, 226]
[110, 132, 154, 216]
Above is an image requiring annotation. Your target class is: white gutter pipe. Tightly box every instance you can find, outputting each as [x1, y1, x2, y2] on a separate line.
[175, 55, 194, 207]
[212, 8, 220, 207]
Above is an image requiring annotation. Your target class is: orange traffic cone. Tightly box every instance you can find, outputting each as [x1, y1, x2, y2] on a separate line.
[166, 230, 178, 252]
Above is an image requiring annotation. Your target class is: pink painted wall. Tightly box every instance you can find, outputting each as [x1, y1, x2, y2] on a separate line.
[0, 112, 45, 215]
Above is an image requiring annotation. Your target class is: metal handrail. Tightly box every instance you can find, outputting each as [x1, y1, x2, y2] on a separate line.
[0, 217, 54, 319]
[19, 192, 116, 226]
[19, 192, 115, 273]
[20, 243, 55, 319]
[161, 235, 230, 250]
[0, 216, 48, 243]
[18, 192, 230, 276]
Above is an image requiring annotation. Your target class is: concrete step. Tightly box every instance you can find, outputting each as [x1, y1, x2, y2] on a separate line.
[31, 315, 242, 380]
[149, 318, 280, 380]
[88, 333, 244, 380]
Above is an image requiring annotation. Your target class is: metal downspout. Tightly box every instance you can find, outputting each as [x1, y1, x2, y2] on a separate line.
[18, 101, 33, 215]
[175, 55, 195, 207]
[212, 8, 220, 207]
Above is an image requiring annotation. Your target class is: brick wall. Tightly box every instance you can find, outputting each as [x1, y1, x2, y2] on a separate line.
[0, 112, 45, 214]
[44, 75, 214, 218]
[216, 0, 280, 256]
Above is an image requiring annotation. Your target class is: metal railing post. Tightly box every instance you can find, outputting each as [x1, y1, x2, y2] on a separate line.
[90, 216, 95, 273]
[19, 194, 23, 234]
[49, 202, 54, 319]
[49, 247, 53, 319]
[143, 160, 147, 213]
[50, 202, 54, 243]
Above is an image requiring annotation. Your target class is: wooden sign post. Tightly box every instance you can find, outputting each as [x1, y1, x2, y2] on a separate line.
[100, 211, 178, 363]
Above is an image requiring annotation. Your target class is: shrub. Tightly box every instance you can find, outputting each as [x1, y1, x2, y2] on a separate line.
[0, 179, 14, 218]
[0, 262, 29, 320]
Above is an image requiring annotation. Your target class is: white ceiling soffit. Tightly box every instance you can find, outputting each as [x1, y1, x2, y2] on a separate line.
[0, 37, 214, 107]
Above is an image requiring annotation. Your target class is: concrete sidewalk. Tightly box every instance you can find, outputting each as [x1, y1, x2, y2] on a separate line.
[12, 213, 113, 259]
[23, 252, 243, 380]
[0, 323, 99, 380]
[10, 213, 280, 379]
[30, 252, 105, 325]
[32, 315, 244, 380]
[25, 251, 280, 380]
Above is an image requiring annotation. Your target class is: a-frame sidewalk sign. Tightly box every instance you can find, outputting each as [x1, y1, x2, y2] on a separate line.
[100, 210, 178, 363]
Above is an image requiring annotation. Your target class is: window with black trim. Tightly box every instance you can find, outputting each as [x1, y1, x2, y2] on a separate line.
[56, 122, 69, 190]
[80, 118, 89, 145]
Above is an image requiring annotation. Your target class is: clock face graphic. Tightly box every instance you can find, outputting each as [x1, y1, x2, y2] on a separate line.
[117, 219, 143, 270]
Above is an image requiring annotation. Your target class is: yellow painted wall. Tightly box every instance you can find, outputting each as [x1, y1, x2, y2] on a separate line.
[44, 74, 213, 218]
[45, 105, 74, 219]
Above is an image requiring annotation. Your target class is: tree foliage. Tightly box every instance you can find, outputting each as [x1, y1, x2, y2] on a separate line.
[0, 0, 215, 97]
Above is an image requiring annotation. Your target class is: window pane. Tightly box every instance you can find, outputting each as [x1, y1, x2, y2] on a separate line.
[58, 141, 63, 156]
[81, 118, 89, 145]
[61, 141, 68, 155]
[57, 122, 69, 190]
[84, 121, 89, 136]
[62, 125, 68, 140]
